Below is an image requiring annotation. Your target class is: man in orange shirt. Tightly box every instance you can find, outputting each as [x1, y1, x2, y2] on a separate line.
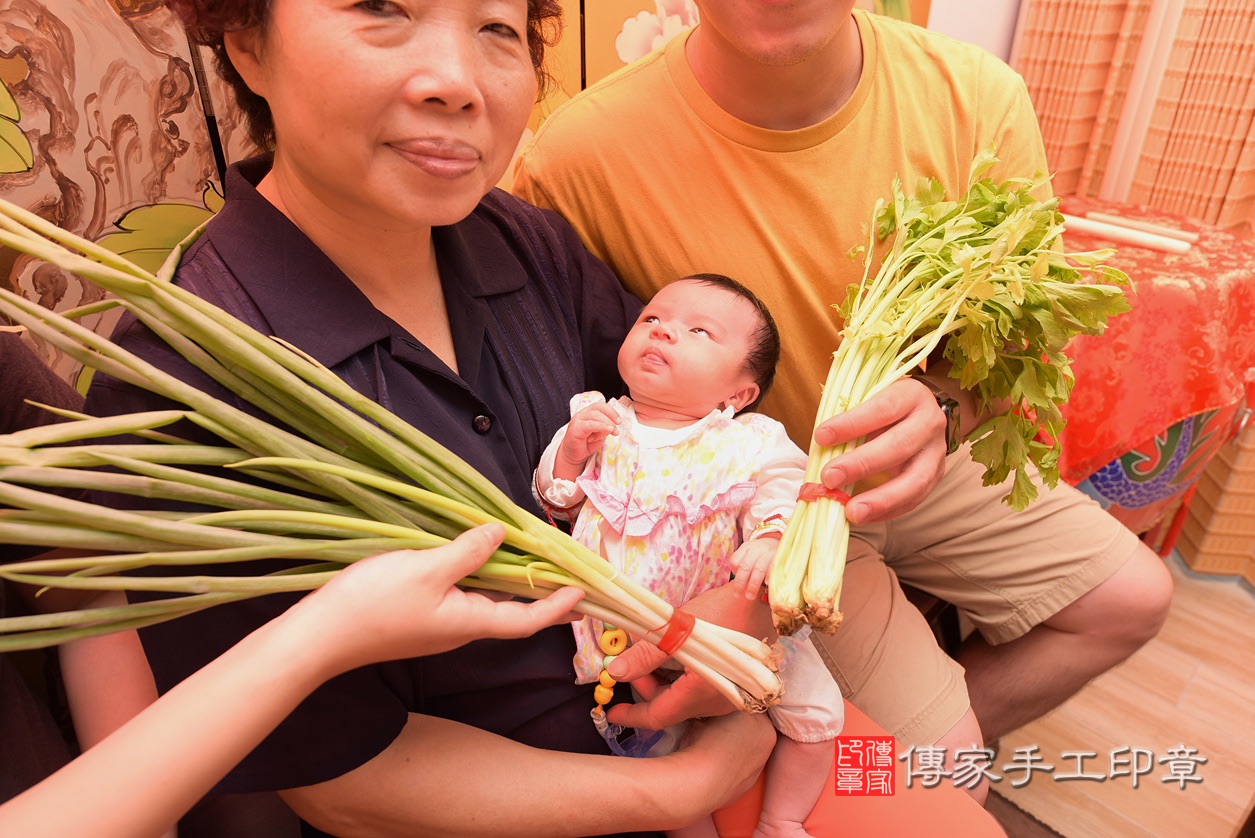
[515, 0, 1174, 803]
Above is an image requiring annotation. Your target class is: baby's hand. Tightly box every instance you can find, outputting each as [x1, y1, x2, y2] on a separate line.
[730, 535, 780, 601]
[559, 403, 620, 468]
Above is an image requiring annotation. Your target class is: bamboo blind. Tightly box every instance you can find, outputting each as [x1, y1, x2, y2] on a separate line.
[1013, 0, 1255, 232]
[1131, 0, 1255, 227]
[1013, 0, 1150, 196]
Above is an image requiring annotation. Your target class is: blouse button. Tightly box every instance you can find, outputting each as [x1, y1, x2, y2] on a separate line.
[472, 414, 493, 434]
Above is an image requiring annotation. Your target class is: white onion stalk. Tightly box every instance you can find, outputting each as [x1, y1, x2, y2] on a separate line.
[0, 198, 782, 711]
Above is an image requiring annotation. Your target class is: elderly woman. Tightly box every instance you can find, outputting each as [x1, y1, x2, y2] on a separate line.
[81, 0, 773, 835]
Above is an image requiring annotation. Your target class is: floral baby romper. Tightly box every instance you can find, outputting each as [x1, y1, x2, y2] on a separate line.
[535, 393, 844, 746]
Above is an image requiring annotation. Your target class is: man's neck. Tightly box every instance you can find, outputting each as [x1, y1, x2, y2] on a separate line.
[685, 15, 864, 131]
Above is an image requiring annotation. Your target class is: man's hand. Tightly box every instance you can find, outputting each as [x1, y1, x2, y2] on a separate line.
[812, 377, 948, 525]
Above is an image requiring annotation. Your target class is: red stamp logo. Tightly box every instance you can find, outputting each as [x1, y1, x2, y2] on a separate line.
[834, 735, 896, 796]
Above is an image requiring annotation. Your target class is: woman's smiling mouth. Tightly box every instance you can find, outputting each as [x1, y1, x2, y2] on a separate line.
[391, 138, 481, 179]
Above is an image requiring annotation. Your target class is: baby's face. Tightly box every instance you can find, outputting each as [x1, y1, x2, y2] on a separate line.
[618, 279, 761, 420]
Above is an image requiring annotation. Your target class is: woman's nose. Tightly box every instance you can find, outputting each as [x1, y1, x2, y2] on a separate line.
[405, 33, 482, 112]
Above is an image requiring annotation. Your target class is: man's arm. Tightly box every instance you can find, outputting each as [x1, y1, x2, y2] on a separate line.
[283, 709, 773, 837]
[913, 358, 1012, 445]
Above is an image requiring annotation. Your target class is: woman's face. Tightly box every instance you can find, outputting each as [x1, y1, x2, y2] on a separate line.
[227, 0, 536, 230]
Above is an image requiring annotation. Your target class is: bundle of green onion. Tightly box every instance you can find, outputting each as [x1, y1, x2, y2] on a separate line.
[770, 148, 1132, 635]
[0, 199, 782, 712]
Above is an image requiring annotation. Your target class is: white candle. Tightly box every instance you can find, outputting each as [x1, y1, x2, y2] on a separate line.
[1062, 214, 1193, 255]
[1083, 211, 1200, 244]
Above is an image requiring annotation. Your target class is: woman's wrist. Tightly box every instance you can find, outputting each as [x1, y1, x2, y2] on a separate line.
[250, 599, 355, 693]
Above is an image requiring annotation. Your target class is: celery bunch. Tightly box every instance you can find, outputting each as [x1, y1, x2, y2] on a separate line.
[770, 148, 1131, 635]
[0, 199, 782, 711]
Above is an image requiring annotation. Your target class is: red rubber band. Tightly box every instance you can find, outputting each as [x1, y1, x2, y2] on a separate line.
[655, 609, 696, 656]
[798, 482, 852, 505]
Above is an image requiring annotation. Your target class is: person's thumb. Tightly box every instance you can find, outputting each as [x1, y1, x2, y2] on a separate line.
[497, 586, 586, 638]
[605, 638, 668, 680]
[430, 523, 506, 583]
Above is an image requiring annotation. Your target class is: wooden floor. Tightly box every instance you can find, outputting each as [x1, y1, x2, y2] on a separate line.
[989, 553, 1255, 837]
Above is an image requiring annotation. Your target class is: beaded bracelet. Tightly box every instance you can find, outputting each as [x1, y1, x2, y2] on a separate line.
[592, 624, 630, 707]
[592, 609, 696, 711]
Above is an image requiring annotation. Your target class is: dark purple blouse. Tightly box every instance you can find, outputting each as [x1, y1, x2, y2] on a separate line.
[84, 158, 648, 817]
[0, 333, 81, 802]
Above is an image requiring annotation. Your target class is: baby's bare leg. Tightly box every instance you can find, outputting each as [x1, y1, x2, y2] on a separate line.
[667, 813, 719, 838]
[755, 736, 831, 838]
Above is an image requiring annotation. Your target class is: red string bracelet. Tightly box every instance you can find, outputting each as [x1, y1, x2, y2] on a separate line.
[655, 609, 696, 656]
[532, 473, 582, 527]
[798, 482, 852, 505]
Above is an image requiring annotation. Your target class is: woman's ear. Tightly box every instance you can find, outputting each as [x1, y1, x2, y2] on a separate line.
[223, 26, 269, 98]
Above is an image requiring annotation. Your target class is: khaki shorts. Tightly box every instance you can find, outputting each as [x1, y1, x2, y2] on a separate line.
[809, 442, 1143, 745]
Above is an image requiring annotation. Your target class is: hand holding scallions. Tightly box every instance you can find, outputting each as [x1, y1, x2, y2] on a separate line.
[300, 523, 586, 674]
[769, 147, 1131, 636]
[0, 526, 583, 838]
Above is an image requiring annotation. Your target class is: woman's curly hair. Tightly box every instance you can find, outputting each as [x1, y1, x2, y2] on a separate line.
[166, 0, 563, 150]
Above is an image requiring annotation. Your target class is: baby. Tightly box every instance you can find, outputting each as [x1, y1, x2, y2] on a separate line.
[534, 274, 843, 838]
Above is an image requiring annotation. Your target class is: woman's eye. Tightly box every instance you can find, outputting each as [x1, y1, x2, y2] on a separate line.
[484, 22, 521, 40]
[355, 0, 402, 16]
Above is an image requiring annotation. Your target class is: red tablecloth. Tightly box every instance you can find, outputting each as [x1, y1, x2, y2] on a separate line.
[1054, 196, 1255, 533]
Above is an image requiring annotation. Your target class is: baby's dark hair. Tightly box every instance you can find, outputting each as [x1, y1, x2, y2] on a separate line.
[683, 273, 780, 413]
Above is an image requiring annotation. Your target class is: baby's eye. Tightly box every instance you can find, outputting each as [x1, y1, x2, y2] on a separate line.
[691, 327, 709, 336]
[642, 315, 659, 324]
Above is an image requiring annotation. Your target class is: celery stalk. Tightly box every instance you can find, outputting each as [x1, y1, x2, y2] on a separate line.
[770, 148, 1131, 634]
